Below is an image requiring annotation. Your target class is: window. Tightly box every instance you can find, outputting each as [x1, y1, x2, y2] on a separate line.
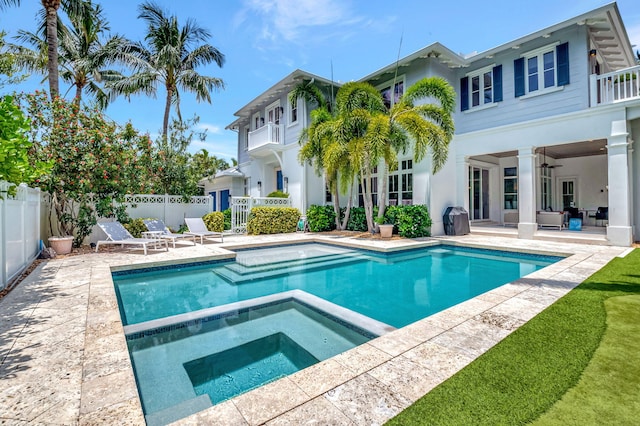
[243, 178, 249, 196]
[244, 126, 249, 151]
[389, 160, 412, 205]
[504, 167, 518, 210]
[515, 42, 569, 97]
[266, 102, 281, 125]
[460, 65, 502, 111]
[290, 97, 298, 124]
[379, 78, 404, 109]
[540, 166, 552, 210]
[358, 166, 378, 207]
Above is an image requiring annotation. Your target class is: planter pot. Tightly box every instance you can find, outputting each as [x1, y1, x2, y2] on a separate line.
[378, 224, 394, 238]
[48, 236, 74, 255]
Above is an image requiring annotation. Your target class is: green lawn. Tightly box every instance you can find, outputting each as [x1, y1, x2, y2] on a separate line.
[387, 249, 640, 425]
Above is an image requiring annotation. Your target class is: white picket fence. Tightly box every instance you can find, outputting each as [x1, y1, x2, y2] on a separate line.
[1, 182, 42, 291]
[231, 196, 292, 233]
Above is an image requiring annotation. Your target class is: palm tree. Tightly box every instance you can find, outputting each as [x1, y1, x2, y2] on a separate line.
[12, 2, 127, 108]
[110, 1, 225, 138]
[1, 0, 85, 98]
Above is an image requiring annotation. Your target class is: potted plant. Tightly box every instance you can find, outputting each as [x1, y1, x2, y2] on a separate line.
[374, 216, 394, 238]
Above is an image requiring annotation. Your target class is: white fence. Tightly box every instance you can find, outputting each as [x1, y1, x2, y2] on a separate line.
[1, 182, 41, 291]
[231, 196, 292, 233]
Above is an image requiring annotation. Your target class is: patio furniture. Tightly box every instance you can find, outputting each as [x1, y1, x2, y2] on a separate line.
[536, 211, 564, 230]
[143, 219, 197, 248]
[95, 221, 168, 255]
[184, 217, 224, 243]
[595, 207, 609, 226]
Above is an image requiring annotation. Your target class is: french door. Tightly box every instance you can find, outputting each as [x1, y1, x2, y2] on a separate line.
[469, 166, 490, 220]
[559, 178, 577, 209]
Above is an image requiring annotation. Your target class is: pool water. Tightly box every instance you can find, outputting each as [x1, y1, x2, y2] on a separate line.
[114, 243, 560, 328]
[114, 243, 561, 424]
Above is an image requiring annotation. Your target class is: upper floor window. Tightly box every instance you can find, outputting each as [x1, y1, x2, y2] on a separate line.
[378, 77, 404, 109]
[460, 65, 502, 111]
[244, 126, 249, 151]
[290, 97, 298, 124]
[515, 42, 569, 97]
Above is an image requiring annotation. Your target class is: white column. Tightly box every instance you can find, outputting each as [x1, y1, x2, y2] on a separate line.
[456, 155, 469, 211]
[517, 146, 537, 239]
[606, 120, 633, 246]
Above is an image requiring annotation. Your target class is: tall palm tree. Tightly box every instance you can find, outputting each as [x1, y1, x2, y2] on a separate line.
[1, 0, 85, 98]
[12, 1, 127, 108]
[110, 1, 225, 138]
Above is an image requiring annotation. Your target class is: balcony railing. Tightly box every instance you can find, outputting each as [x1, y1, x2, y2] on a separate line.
[248, 123, 283, 151]
[590, 65, 640, 106]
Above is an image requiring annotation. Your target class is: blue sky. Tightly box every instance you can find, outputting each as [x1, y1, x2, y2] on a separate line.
[1, 0, 639, 163]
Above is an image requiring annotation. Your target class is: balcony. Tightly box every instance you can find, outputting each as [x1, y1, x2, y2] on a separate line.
[248, 123, 284, 157]
[590, 65, 640, 106]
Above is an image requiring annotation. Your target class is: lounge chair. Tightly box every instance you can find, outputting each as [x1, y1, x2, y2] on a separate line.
[184, 217, 224, 244]
[143, 219, 196, 248]
[95, 221, 168, 255]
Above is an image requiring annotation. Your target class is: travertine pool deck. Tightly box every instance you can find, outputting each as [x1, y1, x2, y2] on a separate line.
[0, 233, 629, 425]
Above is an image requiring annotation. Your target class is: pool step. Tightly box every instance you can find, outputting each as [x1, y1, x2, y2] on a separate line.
[212, 254, 367, 284]
[223, 252, 355, 275]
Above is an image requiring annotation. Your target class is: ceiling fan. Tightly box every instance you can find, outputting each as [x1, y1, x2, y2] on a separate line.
[539, 147, 562, 169]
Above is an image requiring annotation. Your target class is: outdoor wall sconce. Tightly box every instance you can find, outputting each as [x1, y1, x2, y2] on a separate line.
[589, 49, 597, 57]
[257, 181, 262, 191]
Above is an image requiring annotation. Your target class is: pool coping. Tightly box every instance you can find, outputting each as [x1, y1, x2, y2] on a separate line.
[0, 233, 629, 425]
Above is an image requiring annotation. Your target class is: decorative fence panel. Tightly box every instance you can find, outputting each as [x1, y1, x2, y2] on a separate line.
[1, 182, 41, 291]
[123, 194, 212, 231]
[231, 196, 292, 233]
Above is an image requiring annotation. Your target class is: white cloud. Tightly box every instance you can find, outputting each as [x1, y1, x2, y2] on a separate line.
[197, 123, 223, 134]
[238, 0, 356, 43]
[626, 22, 640, 51]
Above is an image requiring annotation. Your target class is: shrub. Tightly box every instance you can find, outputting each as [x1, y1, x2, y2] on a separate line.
[306, 205, 336, 232]
[222, 208, 231, 230]
[395, 205, 432, 238]
[346, 206, 378, 231]
[123, 218, 148, 238]
[247, 207, 300, 234]
[203, 211, 224, 232]
[266, 190, 289, 198]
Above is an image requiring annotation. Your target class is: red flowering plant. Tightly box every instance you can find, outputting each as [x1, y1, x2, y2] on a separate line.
[18, 91, 150, 247]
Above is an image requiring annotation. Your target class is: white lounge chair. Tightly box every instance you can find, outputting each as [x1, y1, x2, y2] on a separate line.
[95, 221, 168, 255]
[143, 219, 196, 248]
[184, 217, 224, 244]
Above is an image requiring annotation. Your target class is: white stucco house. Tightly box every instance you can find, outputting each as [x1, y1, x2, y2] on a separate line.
[203, 2, 640, 247]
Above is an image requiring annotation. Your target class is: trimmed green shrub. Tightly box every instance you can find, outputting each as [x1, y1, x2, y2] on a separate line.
[306, 205, 336, 232]
[203, 212, 224, 232]
[247, 207, 300, 234]
[123, 218, 148, 238]
[222, 208, 231, 230]
[266, 190, 289, 198]
[346, 206, 378, 231]
[395, 204, 432, 238]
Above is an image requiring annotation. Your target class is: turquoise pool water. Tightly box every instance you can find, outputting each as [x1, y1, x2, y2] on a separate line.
[115, 243, 560, 424]
[114, 243, 560, 328]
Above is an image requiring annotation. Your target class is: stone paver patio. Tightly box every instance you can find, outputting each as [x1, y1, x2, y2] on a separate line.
[0, 233, 629, 425]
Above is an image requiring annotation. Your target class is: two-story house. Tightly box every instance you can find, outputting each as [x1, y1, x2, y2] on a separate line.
[205, 2, 640, 246]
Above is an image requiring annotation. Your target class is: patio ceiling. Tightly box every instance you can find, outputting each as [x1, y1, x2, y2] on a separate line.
[474, 139, 608, 163]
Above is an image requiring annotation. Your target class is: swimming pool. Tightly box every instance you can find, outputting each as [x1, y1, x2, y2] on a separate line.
[114, 243, 561, 424]
[114, 243, 560, 328]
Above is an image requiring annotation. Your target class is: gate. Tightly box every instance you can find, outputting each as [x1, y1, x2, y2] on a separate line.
[231, 196, 292, 233]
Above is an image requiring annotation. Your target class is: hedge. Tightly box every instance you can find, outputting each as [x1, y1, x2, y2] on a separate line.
[203, 211, 224, 232]
[247, 207, 301, 234]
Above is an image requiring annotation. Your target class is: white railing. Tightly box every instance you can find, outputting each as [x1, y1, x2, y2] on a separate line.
[248, 123, 283, 151]
[1, 182, 41, 291]
[231, 196, 292, 233]
[590, 65, 640, 106]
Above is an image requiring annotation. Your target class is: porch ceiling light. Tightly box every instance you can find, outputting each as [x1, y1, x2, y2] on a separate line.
[589, 49, 597, 57]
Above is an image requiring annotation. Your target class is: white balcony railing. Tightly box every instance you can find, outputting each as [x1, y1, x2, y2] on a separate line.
[248, 123, 283, 151]
[590, 65, 640, 106]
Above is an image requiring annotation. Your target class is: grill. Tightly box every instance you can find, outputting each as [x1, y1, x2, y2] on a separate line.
[443, 207, 470, 236]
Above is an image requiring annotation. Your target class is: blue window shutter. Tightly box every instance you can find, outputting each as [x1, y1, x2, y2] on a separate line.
[493, 65, 503, 102]
[557, 42, 570, 86]
[514, 58, 525, 97]
[460, 77, 469, 111]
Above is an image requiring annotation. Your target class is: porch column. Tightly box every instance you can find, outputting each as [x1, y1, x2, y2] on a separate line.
[517, 147, 537, 239]
[456, 155, 470, 211]
[606, 120, 633, 246]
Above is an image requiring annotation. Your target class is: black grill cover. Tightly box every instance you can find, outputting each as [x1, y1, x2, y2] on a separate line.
[443, 207, 470, 236]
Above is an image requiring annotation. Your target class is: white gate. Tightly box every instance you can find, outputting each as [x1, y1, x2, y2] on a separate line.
[231, 196, 292, 233]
